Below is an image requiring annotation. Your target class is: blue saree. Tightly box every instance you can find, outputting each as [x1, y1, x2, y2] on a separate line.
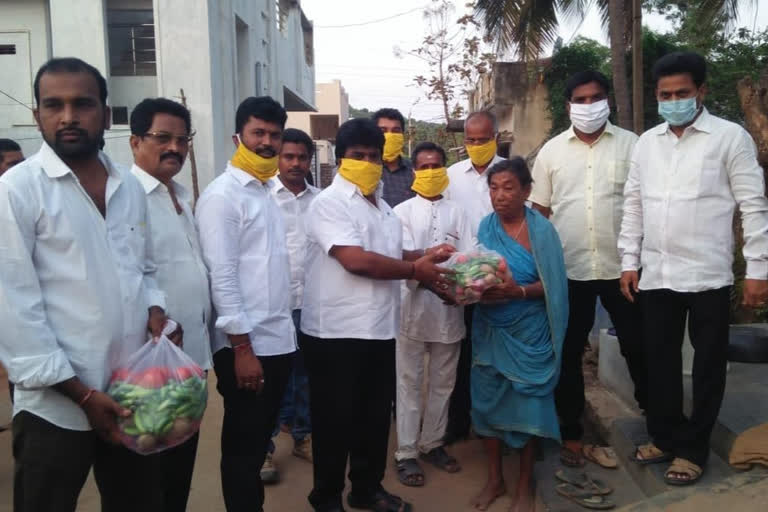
[471, 208, 569, 447]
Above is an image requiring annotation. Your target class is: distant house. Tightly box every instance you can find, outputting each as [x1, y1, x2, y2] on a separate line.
[287, 80, 350, 187]
[0, 0, 316, 191]
[468, 60, 552, 159]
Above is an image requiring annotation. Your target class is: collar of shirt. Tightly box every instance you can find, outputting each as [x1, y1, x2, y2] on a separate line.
[653, 106, 714, 137]
[226, 161, 276, 190]
[38, 141, 122, 184]
[459, 154, 506, 175]
[566, 120, 617, 144]
[333, 172, 384, 200]
[270, 175, 320, 198]
[130, 164, 191, 202]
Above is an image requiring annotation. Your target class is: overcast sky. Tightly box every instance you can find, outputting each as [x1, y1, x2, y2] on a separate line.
[301, 0, 768, 121]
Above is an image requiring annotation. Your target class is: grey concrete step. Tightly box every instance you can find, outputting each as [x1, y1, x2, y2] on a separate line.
[534, 438, 646, 511]
[610, 416, 740, 497]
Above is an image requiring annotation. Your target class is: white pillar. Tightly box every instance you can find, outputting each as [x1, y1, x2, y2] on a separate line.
[48, 0, 109, 78]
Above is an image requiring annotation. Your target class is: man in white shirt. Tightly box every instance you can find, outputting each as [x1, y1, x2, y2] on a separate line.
[443, 111, 506, 444]
[530, 71, 645, 469]
[128, 97, 212, 511]
[0, 57, 175, 512]
[263, 128, 319, 480]
[196, 96, 296, 511]
[619, 52, 768, 485]
[302, 118, 451, 512]
[393, 142, 474, 487]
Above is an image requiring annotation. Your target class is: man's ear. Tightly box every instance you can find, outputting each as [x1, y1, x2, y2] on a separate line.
[103, 106, 112, 130]
[129, 134, 141, 154]
[698, 84, 708, 103]
[566, 102, 571, 116]
[33, 109, 41, 132]
[232, 134, 240, 148]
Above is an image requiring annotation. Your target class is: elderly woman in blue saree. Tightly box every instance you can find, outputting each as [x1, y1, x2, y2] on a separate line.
[470, 157, 568, 512]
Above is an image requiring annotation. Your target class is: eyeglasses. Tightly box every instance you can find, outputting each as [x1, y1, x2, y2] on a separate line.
[142, 131, 195, 146]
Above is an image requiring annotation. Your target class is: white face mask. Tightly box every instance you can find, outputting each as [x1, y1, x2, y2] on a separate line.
[569, 99, 611, 134]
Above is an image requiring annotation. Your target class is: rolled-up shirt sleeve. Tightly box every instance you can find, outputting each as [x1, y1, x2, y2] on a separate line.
[196, 192, 250, 335]
[307, 194, 363, 254]
[618, 143, 643, 272]
[0, 182, 76, 388]
[729, 129, 768, 280]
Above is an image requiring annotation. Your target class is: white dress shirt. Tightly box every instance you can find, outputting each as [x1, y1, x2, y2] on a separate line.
[618, 108, 768, 292]
[530, 122, 638, 281]
[270, 176, 320, 310]
[394, 195, 474, 343]
[195, 164, 296, 356]
[132, 165, 213, 369]
[302, 174, 403, 340]
[445, 154, 507, 235]
[0, 143, 165, 431]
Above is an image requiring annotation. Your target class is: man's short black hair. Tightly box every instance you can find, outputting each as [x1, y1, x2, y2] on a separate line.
[487, 156, 532, 187]
[372, 108, 406, 131]
[411, 141, 446, 167]
[564, 70, 611, 101]
[130, 98, 191, 136]
[34, 57, 108, 105]
[235, 96, 287, 134]
[282, 128, 314, 155]
[653, 52, 707, 88]
[0, 138, 22, 154]
[335, 118, 385, 161]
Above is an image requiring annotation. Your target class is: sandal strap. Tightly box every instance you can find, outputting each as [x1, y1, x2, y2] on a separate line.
[666, 457, 702, 477]
[396, 458, 423, 477]
[637, 443, 664, 459]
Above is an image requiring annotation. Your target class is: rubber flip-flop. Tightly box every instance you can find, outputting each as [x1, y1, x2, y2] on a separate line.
[583, 444, 619, 469]
[631, 443, 673, 465]
[664, 458, 703, 486]
[555, 469, 613, 495]
[555, 483, 615, 509]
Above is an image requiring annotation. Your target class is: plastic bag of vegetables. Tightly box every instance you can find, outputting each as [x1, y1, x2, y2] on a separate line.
[107, 321, 207, 455]
[443, 246, 510, 305]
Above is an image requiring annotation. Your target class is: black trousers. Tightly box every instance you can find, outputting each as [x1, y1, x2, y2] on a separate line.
[641, 287, 730, 467]
[445, 305, 474, 440]
[303, 334, 396, 512]
[12, 410, 178, 512]
[555, 279, 647, 441]
[214, 348, 294, 512]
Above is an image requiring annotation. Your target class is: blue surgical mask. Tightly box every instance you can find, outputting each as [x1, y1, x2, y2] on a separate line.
[658, 97, 700, 126]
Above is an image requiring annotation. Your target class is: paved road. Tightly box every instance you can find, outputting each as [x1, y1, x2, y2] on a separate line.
[0, 371, 540, 512]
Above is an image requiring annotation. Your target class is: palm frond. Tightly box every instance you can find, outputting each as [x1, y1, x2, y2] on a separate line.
[696, 0, 757, 31]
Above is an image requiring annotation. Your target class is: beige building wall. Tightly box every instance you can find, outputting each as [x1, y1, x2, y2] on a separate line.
[287, 79, 349, 136]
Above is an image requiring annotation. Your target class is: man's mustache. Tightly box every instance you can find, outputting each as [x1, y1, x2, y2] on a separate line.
[161, 152, 183, 164]
[55, 127, 88, 140]
[256, 146, 277, 158]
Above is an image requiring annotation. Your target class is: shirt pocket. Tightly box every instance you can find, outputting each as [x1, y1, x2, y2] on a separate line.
[610, 159, 630, 195]
[699, 158, 724, 197]
[109, 222, 146, 273]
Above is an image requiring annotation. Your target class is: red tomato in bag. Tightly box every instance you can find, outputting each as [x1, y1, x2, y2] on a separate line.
[110, 368, 131, 383]
[133, 367, 169, 388]
[176, 365, 204, 380]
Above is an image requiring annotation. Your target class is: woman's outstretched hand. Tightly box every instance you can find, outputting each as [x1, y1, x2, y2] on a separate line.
[480, 271, 520, 303]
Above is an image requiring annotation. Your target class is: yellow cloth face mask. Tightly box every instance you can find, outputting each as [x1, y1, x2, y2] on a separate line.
[338, 158, 383, 196]
[230, 140, 278, 182]
[465, 139, 498, 167]
[412, 167, 449, 198]
[382, 132, 405, 162]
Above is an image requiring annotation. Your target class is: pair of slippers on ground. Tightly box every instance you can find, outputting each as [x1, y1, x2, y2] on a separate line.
[556, 444, 618, 509]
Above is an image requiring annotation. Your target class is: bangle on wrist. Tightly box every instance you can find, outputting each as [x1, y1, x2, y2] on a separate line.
[78, 389, 95, 407]
[519, 285, 527, 299]
[233, 342, 251, 352]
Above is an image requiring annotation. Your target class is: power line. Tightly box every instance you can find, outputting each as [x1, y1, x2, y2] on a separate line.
[315, 6, 426, 29]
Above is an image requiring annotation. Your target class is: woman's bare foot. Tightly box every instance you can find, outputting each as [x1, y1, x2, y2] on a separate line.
[471, 479, 507, 511]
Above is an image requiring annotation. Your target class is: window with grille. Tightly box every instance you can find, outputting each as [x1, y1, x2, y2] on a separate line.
[0, 44, 16, 55]
[107, 9, 156, 76]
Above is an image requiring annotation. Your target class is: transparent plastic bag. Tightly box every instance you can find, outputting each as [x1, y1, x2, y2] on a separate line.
[443, 246, 510, 305]
[107, 321, 207, 455]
